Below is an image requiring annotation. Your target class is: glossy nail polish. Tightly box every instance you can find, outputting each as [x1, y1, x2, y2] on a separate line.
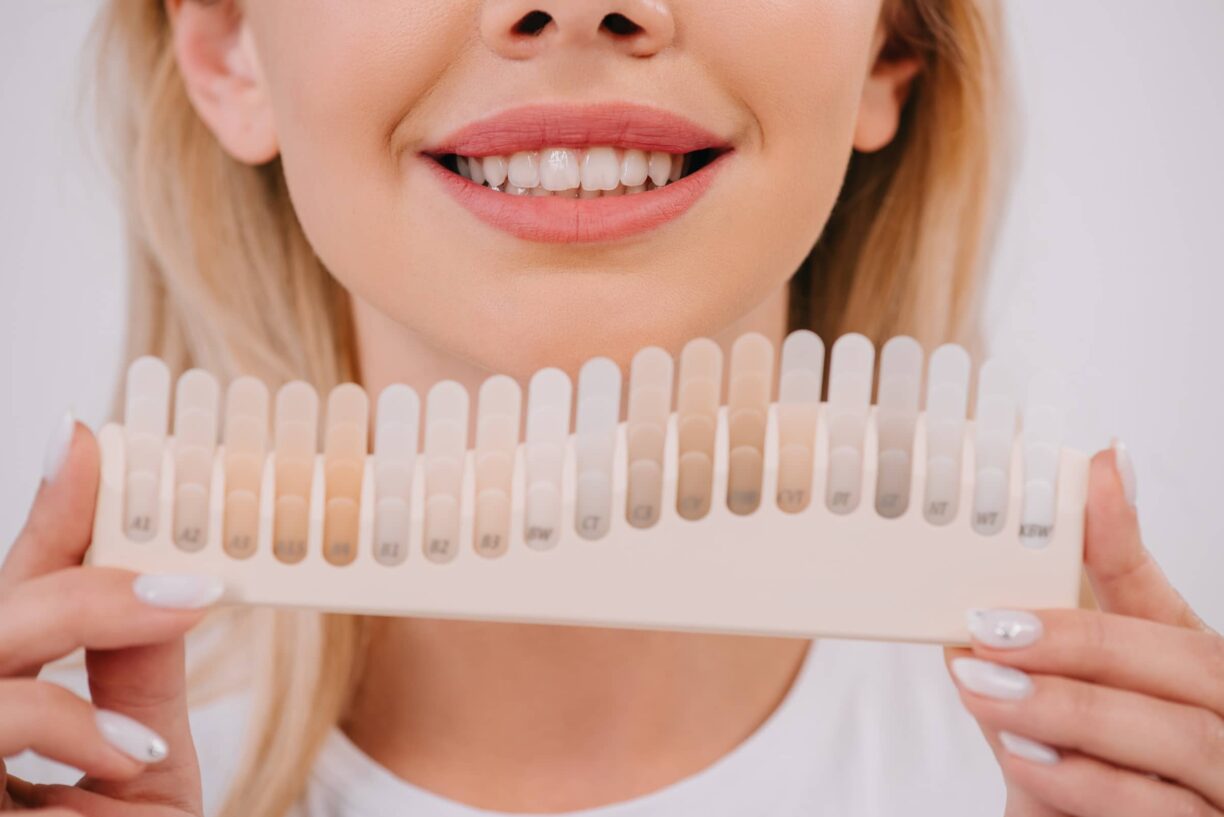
[96, 709, 169, 763]
[951, 657, 1033, 700]
[42, 410, 75, 483]
[1000, 730, 1059, 765]
[132, 574, 225, 609]
[967, 608, 1043, 649]
[1110, 437, 1137, 508]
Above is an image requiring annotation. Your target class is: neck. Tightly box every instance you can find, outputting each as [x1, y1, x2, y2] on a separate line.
[345, 285, 808, 811]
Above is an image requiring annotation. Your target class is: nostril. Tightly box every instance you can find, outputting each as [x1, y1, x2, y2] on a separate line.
[511, 10, 553, 37]
[601, 13, 643, 36]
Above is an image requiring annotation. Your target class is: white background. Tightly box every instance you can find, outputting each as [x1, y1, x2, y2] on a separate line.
[2, 1, 1221, 628]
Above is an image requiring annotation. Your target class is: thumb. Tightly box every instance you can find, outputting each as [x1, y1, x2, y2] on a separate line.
[1082, 440, 1205, 630]
[80, 639, 204, 813]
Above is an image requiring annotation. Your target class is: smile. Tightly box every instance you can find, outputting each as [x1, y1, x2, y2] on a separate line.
[432, 145, 726, 198]
[418, 102, 735, 243]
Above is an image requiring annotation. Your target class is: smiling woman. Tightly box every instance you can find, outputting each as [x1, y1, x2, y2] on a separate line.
[30, 0, 1224, 816]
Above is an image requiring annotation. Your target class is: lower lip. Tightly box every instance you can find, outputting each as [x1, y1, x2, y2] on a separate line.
[419, 150, 733, 243]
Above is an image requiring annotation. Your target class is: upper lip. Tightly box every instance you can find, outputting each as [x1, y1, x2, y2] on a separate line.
[420, 102, 734, 158]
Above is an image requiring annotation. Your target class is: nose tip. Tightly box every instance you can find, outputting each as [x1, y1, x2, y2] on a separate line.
[482, 0, 676, 60]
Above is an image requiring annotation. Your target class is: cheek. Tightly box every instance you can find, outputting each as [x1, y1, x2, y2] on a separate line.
[248, 0, 469, 276]
[692, 1, 882, 233]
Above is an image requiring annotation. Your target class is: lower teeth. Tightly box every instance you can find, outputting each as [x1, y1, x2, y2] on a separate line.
[487, 179, 662, 197]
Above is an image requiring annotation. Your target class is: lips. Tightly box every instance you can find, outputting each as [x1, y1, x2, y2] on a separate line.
[420, 101, 733, 157]
[417, 102, 735, 243]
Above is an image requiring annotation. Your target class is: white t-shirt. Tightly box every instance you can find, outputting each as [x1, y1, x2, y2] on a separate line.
[11, 638, 1005, 816]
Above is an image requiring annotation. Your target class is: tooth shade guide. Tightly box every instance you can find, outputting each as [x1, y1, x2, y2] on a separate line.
[171, 369, 220, 551]
[874, 337, 922, 519]
[123, 356, 172, 541]
[222, 376, 269, 559]
[626, 346, 674, 528]
[675, 338, 723, 520]
[271, 381, 318, 565]
[922, 344, 972, 526]
[89, 331, 1090, 646]
[322, 383, 369, 566]
[825, 334, 875, 514]
[474, 375, 522, 558]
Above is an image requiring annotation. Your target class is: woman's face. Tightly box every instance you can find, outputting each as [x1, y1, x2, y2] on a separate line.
[176, 0, 912, 376]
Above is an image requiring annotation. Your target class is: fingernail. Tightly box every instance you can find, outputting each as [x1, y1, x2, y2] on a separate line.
[999, 730, 1060, 765]
[1110, 437, 1137, 507]
[967, 608, 1043, 649]
[132, 573, 224, 609]
[95, 709, 169, 764]
[42, 409, 75, 483]
[951, 657, 1033, 700]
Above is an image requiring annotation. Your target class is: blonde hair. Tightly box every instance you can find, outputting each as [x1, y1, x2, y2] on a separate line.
[91, 1, 1006, 813]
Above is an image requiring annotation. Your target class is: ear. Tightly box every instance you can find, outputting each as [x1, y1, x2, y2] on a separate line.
[167, 0, 278, 165]
[853, 24, 923, 153]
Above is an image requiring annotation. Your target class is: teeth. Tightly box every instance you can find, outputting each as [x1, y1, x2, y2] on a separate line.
[482, 156, 508, 187]
[453, 146, 696, 196]
[507, 151, 539, 188]
[581, 147, 622, 191]
[620, 149, 650, 187]
[648, 151, 672, 187]
[539, 147, 581, 191]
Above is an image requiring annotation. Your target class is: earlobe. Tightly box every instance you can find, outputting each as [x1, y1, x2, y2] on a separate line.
[168, 0, 279, 165]
[853, 36, 923, 154]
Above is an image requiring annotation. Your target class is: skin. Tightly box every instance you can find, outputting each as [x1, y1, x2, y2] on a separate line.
[2, 0, 1221, 815]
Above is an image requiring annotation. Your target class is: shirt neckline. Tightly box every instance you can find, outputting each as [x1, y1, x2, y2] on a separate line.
[311, 637, 826, 817]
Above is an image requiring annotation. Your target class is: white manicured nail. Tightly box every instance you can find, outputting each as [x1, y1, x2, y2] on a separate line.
[1110, 437, 1137, 507]
[132, 574, 224, 609]
[967, 608, 1043, 649]
[1000, 730, 1060, 765]
[951, 657, 1033, 700]
[95, 709, 169, 764]
[42, 410, 75, 483]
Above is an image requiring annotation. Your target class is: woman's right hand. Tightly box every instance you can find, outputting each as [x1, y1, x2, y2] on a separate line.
[1, 414, 223, 816]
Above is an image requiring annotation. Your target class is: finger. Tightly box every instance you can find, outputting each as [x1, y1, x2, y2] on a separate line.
[2, 792, 87, 817]
[0, 568, 219, 676]
[0, 679, 162, 781]
[967, 608, 1224, 714]
[998, 746, 1221, 817]
[0, 417, 99, 593]
[953, 661, 1224, 809]
[80, 640, 204, 813]
[16, 778, 165, 817]
[75, 576, 222, 812]
[1082, 444, 1206, 630]
[943, 647, 1067, 817]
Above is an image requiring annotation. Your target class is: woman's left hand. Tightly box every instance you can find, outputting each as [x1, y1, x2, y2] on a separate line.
[945, 441, 1224, 817]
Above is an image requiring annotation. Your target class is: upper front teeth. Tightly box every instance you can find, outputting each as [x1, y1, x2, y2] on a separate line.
[455, 147, 687, 194]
